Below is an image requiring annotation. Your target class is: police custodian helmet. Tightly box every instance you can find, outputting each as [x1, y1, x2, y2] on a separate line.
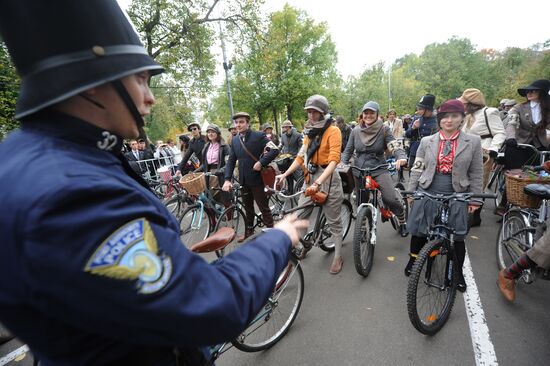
[0, 0, 163, 121]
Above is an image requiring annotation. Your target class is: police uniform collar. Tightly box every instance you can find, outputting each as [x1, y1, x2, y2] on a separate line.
[22, 109, 124, 153]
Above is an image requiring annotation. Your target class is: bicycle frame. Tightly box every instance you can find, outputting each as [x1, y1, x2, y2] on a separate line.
[266, 185, 330, 249]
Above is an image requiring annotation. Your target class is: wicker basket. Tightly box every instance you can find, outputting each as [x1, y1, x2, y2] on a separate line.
[179, 172, 206, 195]
[505, 173, 550, 208]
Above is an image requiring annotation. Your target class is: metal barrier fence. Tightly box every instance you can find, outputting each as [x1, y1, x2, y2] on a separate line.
[134, 154, 181, 182]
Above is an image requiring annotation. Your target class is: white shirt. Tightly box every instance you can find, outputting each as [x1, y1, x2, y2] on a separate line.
[530, 101, 541, 124]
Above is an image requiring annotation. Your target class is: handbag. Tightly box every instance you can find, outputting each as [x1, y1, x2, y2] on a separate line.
[238, 136, 280, 191]
[336, 164, 355, 194]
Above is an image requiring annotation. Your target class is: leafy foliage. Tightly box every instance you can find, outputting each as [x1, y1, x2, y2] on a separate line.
[0, 42, 19, 140]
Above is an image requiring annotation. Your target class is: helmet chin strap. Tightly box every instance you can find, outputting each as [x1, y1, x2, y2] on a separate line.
[79, 94, 105, 109]
[111, 79, 147, 139]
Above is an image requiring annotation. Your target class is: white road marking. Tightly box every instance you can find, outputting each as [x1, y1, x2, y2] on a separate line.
[463, 252, 499, 366]
[0, 345, 29, 366]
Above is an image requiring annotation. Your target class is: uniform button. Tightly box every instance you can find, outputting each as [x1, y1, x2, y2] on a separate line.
[92, 46, 105, 56]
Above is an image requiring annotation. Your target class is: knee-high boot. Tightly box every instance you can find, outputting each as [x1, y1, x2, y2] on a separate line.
[454, 240, 466, 292]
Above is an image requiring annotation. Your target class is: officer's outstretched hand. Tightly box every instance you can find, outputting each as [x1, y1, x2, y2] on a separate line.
[274, 214, 309, 248]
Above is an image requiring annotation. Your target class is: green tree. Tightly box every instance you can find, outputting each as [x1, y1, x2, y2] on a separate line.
[0, 42, 19, 140]
[128, 0, 262, 99]
[212, 4, 340, 129]
[414, 37, 490, 103]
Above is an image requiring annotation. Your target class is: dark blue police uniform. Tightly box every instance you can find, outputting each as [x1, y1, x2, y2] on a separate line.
[405, 116, 437, 164]
[0, 110, 291, 365]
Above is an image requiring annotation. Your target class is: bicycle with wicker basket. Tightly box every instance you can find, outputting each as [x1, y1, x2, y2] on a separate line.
[177, 172, 246, 251]
[496, 155, 550, 285]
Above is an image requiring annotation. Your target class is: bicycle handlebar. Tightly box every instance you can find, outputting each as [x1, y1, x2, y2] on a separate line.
[400, 191, 497, 201]
[264, 186, 304, 200]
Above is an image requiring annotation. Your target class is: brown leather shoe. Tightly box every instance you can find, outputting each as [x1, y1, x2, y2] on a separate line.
[329, 256, 343, 274]
[237, 229, 254, 243]
[497, 269, 516, 302]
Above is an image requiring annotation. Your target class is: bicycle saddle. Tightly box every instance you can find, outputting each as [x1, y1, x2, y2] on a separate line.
[524, 184, 550, 200]
[190, 227, 236, 253]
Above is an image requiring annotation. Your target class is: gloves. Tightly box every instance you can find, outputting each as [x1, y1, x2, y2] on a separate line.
[505, 138, 518, 148]
[488, 150, 498, 159]
[304, 183, 319, 197]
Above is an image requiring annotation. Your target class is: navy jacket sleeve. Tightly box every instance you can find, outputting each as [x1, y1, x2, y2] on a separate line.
[23, 178, 291, 347]
[405, 124, 415, 138]
[224, 138, 237, 181]
[178, 148, 193, 173]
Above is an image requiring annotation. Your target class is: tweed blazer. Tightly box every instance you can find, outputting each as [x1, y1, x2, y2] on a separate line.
[408, 132, 483, 194]
[505, 102, 550, 149]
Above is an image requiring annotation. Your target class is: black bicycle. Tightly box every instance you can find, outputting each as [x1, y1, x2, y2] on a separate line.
[266, 186, 353, 258]
[403, 190, 495, 335]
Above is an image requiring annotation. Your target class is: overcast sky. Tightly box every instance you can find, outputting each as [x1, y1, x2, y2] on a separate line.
[118, 0, 550, 81]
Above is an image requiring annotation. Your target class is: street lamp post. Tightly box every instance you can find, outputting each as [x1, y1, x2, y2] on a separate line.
[218, 22, 234, 120]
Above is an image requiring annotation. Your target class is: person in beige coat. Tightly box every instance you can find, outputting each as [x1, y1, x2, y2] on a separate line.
[405, 99, 483, 292]
[459, 88, 505, 226]
[384, 109, 405, 139]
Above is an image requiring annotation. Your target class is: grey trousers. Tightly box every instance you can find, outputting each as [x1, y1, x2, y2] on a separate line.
[355, 172, 404, 217]
[297, 168, 344, 257]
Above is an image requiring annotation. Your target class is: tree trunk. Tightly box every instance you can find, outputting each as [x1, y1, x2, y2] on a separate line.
[286, 104, 292, 122]
[272, 106, 279, 133]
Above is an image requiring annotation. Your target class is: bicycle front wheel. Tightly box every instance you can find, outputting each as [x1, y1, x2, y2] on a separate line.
[407, 240, 457, 335]
[232, 255, 304, 352]
[496, 209, 531, 270]
[179, 204, 211, 249]
[353, 205, 375, 277]
[214, 205, 247, 257]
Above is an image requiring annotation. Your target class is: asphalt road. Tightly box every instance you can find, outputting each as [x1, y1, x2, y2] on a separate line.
[2, 199, 550, 366]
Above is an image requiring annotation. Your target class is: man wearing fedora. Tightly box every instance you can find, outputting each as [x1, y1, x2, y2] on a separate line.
[223, 112, 279, 241]
[178, 121, 206, 174]
[405, 94, 438, 169]
[0, 1, 307, 364]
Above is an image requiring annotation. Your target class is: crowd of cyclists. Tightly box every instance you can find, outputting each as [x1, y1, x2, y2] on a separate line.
[1, 0, 550, 363]
[167, 80, 550, 299]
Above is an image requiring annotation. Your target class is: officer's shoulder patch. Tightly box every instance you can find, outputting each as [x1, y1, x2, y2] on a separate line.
[85, 218, 172, 294]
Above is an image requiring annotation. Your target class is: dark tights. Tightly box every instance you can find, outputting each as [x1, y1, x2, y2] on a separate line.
[409, 236, 466, 279]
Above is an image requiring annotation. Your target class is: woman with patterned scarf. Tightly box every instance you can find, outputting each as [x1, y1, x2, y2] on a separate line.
[276, 95, 345, 274]
[341, 101, 409, 237]
[405, 99, 483, 292]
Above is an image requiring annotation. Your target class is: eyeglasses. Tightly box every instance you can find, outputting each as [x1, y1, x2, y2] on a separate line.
[526, 90, 539, 94]
[190, 127, 199, 131]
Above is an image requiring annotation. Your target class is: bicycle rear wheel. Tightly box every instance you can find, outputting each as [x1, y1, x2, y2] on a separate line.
[214, 205, 247, 257]
[353, 205, 375, 277]
[232, 255, 304, 352]
[496, 209, 531, 270]
[318, 199, 353, 252]
[179, 204, 211, 248]
[407, 239, 457, 335]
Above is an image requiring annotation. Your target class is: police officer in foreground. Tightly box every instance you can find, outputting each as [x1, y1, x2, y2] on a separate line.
[0, 1, 307, 365]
